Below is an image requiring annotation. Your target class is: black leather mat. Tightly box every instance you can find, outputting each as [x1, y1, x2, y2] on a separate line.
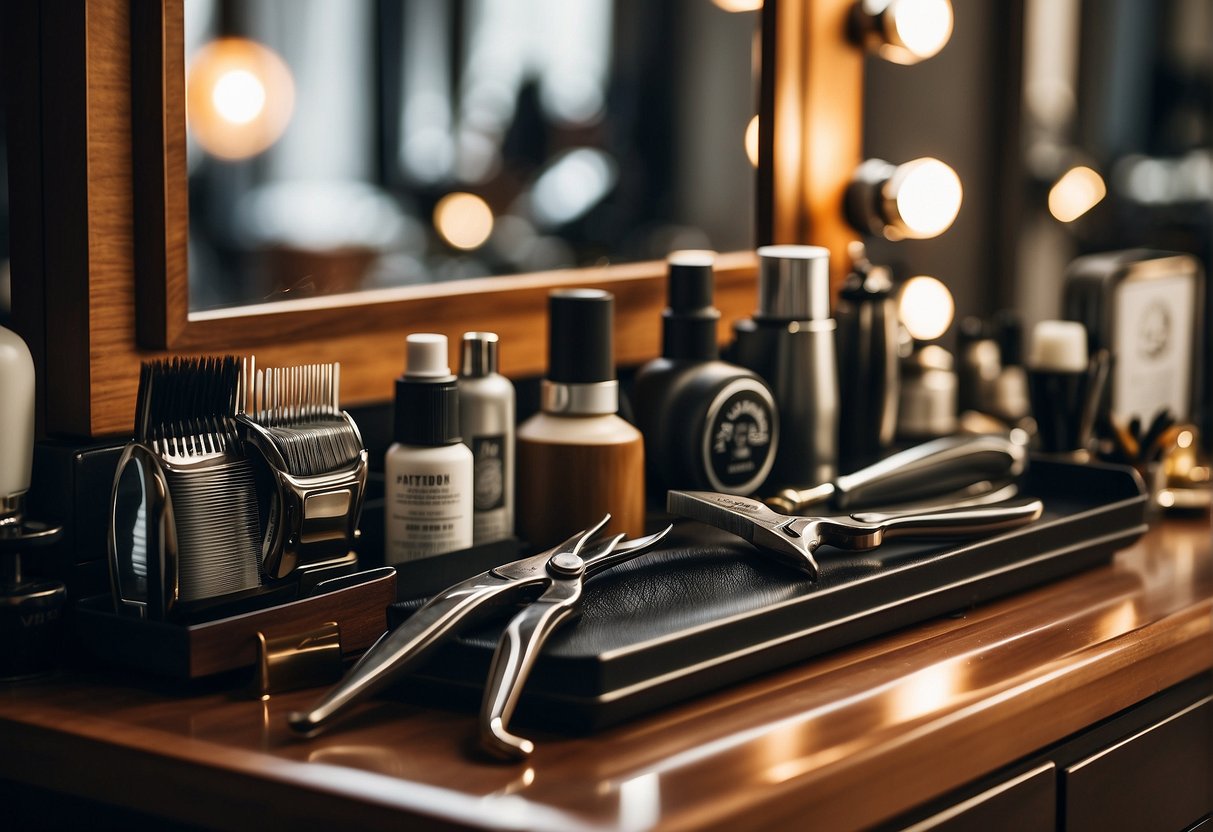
[389, 459, 1147, 730]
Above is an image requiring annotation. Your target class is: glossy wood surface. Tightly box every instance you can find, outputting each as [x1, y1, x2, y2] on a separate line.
[1, 519, 1209, 831]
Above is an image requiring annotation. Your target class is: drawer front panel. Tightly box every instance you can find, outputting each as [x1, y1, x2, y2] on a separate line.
[1066, 697, 1212, 832]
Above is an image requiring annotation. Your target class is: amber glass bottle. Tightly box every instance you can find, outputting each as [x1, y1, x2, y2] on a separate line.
[517, 290, 645, 548]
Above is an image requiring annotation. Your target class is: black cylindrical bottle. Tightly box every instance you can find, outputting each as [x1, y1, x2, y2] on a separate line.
[835, 244, 898, 471]
[634, 251, 779, 498]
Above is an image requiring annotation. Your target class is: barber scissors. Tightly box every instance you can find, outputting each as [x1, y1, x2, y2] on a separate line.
[289, 516, 672, 760]
[668, 491, 1044, 580]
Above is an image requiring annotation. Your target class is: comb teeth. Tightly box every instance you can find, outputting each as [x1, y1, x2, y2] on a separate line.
[246, 362, 362, 476]
[135, 356, 244, 460]
[248, 362, 340, 426]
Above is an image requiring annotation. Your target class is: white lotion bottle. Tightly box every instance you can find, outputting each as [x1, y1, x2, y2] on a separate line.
[384, 334, 474, 564]
[458, 332, 515, 545]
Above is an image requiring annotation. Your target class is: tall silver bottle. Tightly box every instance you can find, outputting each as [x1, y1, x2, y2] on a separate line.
[728, 245, 838, 488]
[458, 332, 515, 545]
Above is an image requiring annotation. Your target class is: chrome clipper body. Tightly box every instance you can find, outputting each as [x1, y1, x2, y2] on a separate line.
[108, 357, 370, 621]
[238, 362, 368, 580]
[109, 357, 264, 620]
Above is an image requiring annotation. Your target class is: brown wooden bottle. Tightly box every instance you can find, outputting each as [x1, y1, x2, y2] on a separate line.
[517, 289, 645, 548]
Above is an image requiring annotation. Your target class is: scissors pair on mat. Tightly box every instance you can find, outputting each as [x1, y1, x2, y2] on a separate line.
[290, 494, 1042, 760]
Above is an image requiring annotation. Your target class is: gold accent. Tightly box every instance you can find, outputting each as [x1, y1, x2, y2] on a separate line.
[255, 621, 343, 697]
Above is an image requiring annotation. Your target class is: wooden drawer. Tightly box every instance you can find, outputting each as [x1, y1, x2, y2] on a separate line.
[1064, 697, 1212, 832]
[897, 763, 1056, 832]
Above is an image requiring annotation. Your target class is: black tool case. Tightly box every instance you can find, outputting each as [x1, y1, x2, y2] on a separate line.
[392, 459, 1147, 730]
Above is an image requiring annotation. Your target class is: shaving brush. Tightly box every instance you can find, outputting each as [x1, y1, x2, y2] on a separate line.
[1026, 321, 1107, 456]
[0, 326, 65, 680]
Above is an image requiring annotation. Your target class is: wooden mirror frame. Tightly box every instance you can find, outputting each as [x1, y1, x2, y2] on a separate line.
[8, 0, 860, 438]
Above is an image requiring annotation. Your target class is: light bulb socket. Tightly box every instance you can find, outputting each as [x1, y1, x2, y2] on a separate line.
[845, 159, 899, 238]
[845, 158, 960, 241]
[848, 0, 954, 66]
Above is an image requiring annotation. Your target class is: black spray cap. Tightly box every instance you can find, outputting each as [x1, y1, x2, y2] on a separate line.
[839, 241, 894, 302]
[548, 289, 615, 384]
[394, 333, 461, 445]
[995, 310, 1024, 366]
[663, 250, 720, 361]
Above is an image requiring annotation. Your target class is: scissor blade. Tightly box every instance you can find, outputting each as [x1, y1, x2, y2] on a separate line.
[667, 491, 819, 577]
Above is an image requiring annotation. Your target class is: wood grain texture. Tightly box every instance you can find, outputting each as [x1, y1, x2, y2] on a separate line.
[130, 0, 189, 349]
[83, 252, 758, 438]
[760, 0, 863, 291]
[0, 519, 1208, 831]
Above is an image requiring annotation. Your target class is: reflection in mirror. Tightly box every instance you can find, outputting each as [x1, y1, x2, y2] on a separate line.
[1013, 0, 1212, 328]
[183, 1, 758, 313]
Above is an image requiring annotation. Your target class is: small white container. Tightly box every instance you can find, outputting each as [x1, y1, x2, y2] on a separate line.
[384, 334, 473, 564]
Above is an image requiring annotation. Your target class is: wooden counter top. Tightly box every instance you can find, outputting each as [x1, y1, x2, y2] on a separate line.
[1, 518, 1210, 831]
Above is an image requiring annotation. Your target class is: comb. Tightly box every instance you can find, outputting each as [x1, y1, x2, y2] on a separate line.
[245, 362, 364, 476]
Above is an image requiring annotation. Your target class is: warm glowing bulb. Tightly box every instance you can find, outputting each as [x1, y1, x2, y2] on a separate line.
[745, 115, 760, 168]
[187, 38, 294, 160]
[899, 275, 954, 341]
[887, 0, 953, 62]
[888, 158, 962, 239]
[212, 69, 266, 125]
[434, 192, 494, 250]
[712, 0, 763, 11]
[1048, 166, 1106, 223]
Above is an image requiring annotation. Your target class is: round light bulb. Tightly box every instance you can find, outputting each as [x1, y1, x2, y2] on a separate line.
[211, 69, 266, 125]
[1048, 165, 1106, 223]
[712, 0, 763, 11]
[187, 38, 295, 160]
[744, 115, 760, 168]
[899, 276, 954, 341]
[888, 157, 962, 239]
[886, 0, 953, 63]
[434, 192, 495, 251]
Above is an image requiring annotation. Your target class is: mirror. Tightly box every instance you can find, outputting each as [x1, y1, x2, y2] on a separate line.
[1010, 0, 1212, 330]
[181, 0, 760, 314]
[856, 0, 1211, 332]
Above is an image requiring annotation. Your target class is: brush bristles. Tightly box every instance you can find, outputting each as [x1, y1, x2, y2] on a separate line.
[135, 356, 243, 458]
[246, 362, 363, 476]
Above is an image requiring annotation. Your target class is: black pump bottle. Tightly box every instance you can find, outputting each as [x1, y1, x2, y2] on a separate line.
[633, 251, 779, 498]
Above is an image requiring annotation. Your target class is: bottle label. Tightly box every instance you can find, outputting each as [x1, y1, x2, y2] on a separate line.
[472, 435, 506, 512]
[705, 386, 776, 491]
[385, 461, 473, 563]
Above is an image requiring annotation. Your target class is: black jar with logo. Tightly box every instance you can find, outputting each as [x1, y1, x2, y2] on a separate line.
[634, 252, 779, 499]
